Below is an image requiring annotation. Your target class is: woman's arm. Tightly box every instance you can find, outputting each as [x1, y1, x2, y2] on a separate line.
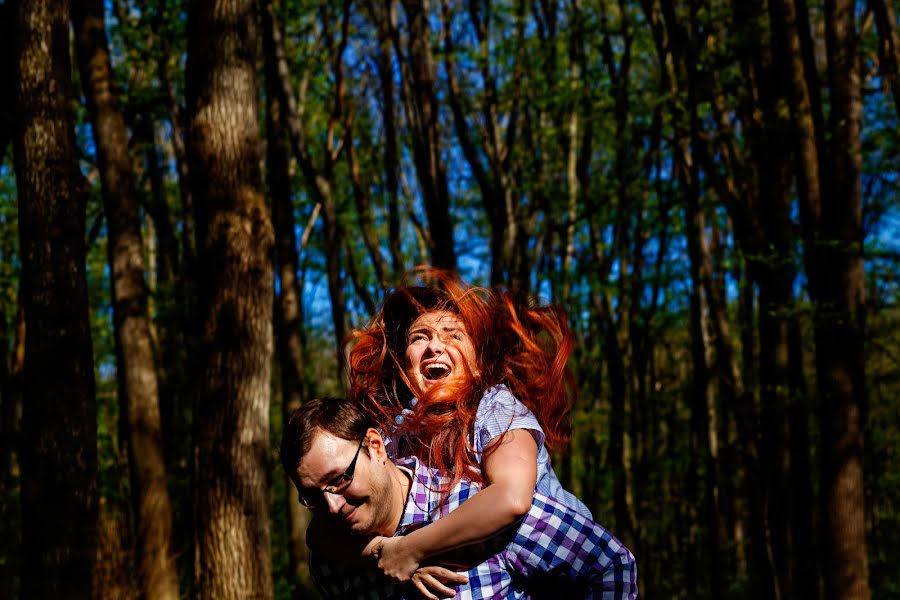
[372, 429, 539, 582]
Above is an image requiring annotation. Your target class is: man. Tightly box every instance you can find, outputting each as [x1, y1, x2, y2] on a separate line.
[280, 397, 637, 599]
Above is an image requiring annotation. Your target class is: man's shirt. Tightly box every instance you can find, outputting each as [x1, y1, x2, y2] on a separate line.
[310, 456, 638, 599]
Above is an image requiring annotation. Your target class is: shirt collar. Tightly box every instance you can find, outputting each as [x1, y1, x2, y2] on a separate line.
[392, 455, 482, 536]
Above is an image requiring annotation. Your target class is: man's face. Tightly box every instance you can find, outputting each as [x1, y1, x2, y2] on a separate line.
[295, 429, 396, 536]
[404, 310, 479, 394]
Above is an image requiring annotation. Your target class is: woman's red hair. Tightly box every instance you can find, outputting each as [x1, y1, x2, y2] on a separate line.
[347, 267, 576, 491]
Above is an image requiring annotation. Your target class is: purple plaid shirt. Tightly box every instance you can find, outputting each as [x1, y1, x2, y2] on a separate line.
[310, 456, 637, 599]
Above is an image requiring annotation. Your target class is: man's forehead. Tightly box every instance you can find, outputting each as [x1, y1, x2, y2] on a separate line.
[297, 429, 357, 482]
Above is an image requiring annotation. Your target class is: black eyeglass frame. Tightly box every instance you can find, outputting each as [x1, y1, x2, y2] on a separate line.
[297, 437, 366, 508]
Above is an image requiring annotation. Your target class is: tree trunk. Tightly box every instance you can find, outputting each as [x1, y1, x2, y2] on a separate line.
[370, 3, 405, 278]
[13, 0, 98, 596]
[396, 0, 456, 271]
[684, 175, 723, 599]
[0, 2, 13, 165]
[0, 297, 23, 600]
[187, 0, 275, 597]
[71, 2, 180, 597]
[441, 0, 528, 287]
[262, 0, 350, 378]
[871, 0, 900, 116]
[817, 2, 870, 597]
[262, 2, 315, 593]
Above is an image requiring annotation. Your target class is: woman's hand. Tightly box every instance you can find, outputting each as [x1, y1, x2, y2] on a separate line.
[410, 566, 468, 599]
[371, 535, 424, 583]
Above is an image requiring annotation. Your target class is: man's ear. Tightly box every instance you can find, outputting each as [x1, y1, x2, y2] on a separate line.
[365, 427, 387, 458]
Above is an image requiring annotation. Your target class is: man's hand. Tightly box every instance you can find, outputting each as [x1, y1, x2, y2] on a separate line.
[410, 566, 468, 599]
[371, 535, 424, 583]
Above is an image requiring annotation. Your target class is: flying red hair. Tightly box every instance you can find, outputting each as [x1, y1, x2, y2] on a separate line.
[347, 267, 576, 490]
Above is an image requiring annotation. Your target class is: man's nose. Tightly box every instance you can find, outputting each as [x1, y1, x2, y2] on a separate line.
[323, 491, 345, 515]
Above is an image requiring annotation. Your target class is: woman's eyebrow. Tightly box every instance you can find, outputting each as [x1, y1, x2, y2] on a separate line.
[407, 325, 432, 336]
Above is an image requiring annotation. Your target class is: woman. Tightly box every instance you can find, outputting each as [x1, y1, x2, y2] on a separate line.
[348, 268, 591, 582]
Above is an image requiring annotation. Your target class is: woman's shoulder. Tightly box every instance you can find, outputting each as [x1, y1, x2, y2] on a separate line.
[479, 384, 521, 409]
[477, 384, 535, 420]
[473, 383, 545, 453]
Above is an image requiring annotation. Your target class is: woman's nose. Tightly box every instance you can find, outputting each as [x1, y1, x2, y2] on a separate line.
[426, 335, 445, 353]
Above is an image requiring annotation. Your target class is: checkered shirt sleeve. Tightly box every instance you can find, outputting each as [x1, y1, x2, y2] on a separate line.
[499, 493, 636, 598]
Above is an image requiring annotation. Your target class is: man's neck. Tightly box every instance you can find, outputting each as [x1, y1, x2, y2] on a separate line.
[382, 462, 413, 536]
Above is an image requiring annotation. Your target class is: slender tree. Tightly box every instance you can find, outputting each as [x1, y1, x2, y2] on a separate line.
[870, 0, 900, 116]
[815, 1, 870, 597]
[71, 1, 180, 597]
[441, 0, 532, 288]
[13, 0, 98, 596]
[186, 0, 275, 597]
[263, 0, 351, 377]
[262, 0, 314, 594]
[0, 2, 13, 165]
[392, 0, 457, 271]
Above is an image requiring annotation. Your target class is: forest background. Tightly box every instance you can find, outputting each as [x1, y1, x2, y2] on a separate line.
[0, 0, 898, 598]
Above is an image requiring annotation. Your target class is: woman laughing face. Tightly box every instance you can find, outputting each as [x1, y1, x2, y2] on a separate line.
[404, 310, 479, 396]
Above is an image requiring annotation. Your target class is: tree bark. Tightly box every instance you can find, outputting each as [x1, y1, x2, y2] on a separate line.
[262, 0, 350, 377]
[870, 0, 900, 116]
[187, 0, 275, 597]
[262, 1, 315, 593]
[817, 2, 870, 597]
[441, 0, 529, 287]
[72, 3, 180, 598]
[0, 2, 13, 165]
[369, 2, 405, 277]
[0, 296, 23, 600]
[395, 0, 457, 271]
[13, 0, 98, 596]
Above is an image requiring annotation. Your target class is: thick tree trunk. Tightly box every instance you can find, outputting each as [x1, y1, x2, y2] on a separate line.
[187, 0, 275, 598]
[71, 2, 180, 598]
[13, 0, 98, 596]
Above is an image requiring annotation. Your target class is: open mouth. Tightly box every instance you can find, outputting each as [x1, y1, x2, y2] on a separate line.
[422, 362, 451, 381]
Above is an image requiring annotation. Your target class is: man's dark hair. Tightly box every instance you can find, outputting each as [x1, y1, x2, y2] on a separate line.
[279, 396, 375, 478]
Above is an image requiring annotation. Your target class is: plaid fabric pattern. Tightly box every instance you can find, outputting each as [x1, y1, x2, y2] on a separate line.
[311, 457, 637, 599]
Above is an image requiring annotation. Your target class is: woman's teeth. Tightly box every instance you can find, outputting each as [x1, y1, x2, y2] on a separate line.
[423, 363, 450, 380]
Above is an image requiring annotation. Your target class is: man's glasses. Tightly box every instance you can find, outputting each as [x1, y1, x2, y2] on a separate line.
[297, 438, 366, 508]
